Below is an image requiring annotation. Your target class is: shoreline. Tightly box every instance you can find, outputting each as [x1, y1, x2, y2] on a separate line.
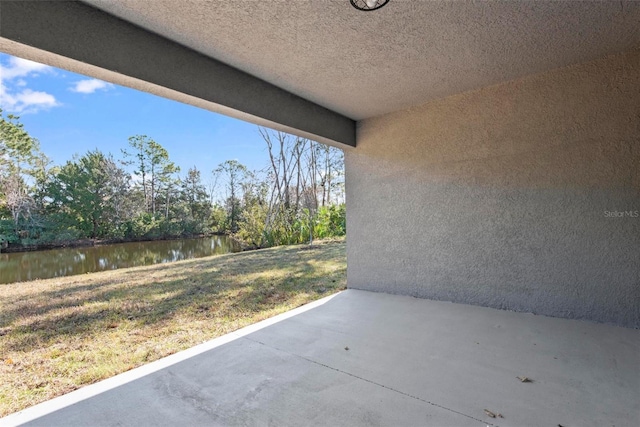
[0, 232, 233, 254]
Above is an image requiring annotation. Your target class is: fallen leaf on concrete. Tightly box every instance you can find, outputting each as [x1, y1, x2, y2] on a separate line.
[517, 376, 533, 382]
[484, 409, 496, 418]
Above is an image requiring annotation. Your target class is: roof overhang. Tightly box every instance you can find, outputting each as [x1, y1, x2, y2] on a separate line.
[0, 1, 355, 148]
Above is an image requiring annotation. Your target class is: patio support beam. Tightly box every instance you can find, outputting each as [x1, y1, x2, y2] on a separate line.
[0, 1, 356, 148]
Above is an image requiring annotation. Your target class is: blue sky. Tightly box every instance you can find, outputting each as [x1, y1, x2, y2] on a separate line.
[0, 52, 271, 178]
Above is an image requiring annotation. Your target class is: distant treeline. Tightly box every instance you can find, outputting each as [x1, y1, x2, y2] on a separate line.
[0, 109, 345, 250]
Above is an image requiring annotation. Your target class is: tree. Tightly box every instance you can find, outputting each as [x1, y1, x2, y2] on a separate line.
[213, 160, 249, 233]
[315, 142, 344, 206]
[122, 135, 177, 215]
[181, 167, 210, 222]
[157, 161, 181, 220]
[0, 110, 47, 240]
[1, 172, 33, 237]
[0, 109, 36, 174]
[102, 155, 133, 235]
[121, 135, 149, 211]
[48, 150, 129, 239]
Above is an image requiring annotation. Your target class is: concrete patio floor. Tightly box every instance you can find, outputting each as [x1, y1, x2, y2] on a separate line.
[2, 289, 639, 427]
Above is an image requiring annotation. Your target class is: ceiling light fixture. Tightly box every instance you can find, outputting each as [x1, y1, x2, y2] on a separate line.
[350, 0, 390, 12]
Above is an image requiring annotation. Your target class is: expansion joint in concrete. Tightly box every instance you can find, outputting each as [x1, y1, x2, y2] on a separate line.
[242, 337, 498, 426]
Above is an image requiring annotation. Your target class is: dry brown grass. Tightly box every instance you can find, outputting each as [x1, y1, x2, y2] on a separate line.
[0, 239, 346, 416]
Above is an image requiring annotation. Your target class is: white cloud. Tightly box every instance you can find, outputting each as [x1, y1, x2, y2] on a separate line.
[0, 87, 60, 115]
[16, 89, 58, 110]
[0, 57, 52, 80]
[70, 78, 114, 94]
[0, 55, 59, 114]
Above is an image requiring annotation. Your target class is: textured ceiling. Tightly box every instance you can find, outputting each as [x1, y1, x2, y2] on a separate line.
[86, 0, 640, 121]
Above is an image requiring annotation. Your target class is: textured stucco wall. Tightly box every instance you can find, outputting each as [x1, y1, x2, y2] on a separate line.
[346, 49, 640, 328]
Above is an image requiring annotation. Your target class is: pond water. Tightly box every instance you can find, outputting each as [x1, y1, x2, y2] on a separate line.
[0, 236, 241, 284]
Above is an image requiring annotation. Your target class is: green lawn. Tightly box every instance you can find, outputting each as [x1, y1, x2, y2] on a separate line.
[0, 239, 346, 416]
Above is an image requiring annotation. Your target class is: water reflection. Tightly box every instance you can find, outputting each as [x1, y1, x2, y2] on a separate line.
[0, 236, 241, 284]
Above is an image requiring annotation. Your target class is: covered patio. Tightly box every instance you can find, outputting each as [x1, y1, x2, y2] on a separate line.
[0, 1, 639, 425]
[2, 289, 638, 426]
